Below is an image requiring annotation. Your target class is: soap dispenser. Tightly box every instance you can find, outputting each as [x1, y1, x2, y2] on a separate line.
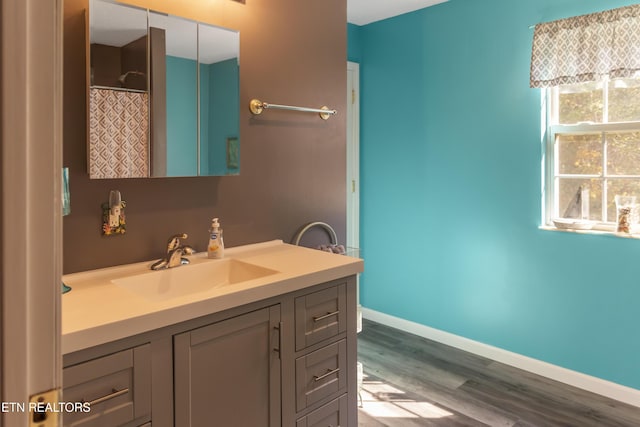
[208, 218, 224, 259]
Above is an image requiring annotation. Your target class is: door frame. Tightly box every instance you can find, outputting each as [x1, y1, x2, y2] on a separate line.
[1, 0, 63, 424]
[346, 61, 360, 255]
[346, 61, 361, 319]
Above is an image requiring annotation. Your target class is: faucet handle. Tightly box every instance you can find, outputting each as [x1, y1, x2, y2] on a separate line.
[167, 233, 188, 252]
[181, 245, 195, 255]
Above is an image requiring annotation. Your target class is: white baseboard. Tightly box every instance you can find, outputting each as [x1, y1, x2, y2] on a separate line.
[361, 307, 640, 409]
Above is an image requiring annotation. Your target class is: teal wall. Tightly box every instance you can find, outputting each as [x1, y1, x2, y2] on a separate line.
[353, 0, 640, 390]
[199, 64, 211, 175]
[347, 23, 362, 63]
[166, 56, 197, 176]
[166, 56, 239, 176]
[207, 58, 240, 175]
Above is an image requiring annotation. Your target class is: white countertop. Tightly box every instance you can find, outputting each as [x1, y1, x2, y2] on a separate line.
[62, 240, 363, 355]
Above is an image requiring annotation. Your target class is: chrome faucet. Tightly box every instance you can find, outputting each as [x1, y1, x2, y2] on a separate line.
[150, 233, 195, 270]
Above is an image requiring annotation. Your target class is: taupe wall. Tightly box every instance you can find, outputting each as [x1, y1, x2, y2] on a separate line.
[63, 0, 347, 273]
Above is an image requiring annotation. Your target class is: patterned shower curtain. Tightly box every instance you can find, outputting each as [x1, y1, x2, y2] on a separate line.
[530, 4, 640, 88]
[89, 87, 149, 178]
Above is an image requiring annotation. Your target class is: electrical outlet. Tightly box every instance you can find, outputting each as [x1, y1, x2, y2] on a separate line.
[102, 201, 126, 236]
[109, 206, 121, 227]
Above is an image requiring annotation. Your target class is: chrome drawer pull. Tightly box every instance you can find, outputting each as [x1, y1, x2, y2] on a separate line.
[313, 310, 339, 322]
[82, 388, 129, 406]
[313, 368, 340, 382]
[273, 322, 282, 354]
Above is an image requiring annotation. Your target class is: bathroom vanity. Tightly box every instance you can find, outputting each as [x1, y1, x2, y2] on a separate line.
[61, 241, 363, 427]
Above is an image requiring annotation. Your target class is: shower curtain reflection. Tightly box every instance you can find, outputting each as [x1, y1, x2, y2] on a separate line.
[88, 88, 149, 179]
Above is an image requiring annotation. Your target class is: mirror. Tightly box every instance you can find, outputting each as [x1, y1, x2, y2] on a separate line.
[88, 0, 240, 178]
[88, 0, 149, 179]
[198, 23, 240, 176]
[148, 11, 198, 177]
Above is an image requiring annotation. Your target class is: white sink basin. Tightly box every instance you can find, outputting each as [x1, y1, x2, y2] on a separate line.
[113, 258, 279, 302]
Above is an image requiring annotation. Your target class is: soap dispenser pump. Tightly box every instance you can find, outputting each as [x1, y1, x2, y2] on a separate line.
[208, 218, 224, 259]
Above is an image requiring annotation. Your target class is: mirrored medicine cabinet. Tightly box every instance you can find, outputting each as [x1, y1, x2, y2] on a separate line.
[88, 0, 240, 178]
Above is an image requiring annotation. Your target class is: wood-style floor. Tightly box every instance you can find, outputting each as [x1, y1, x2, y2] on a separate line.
[357, 319, 640, 427]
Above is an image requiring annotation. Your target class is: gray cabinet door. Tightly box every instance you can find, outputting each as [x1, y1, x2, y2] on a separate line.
[174, 305, 281, 427]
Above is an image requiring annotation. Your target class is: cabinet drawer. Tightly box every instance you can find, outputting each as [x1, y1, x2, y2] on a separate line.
[296, 339, 346, 412]
[296, 394, 347, 427]
[63, 344, 151, 427]
[295, 283, 346, 350]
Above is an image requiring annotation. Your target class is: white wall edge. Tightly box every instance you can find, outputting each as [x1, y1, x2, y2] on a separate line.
[361, 307, 640, 409]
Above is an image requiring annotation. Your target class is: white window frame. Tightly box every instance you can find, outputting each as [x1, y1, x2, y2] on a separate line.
[544, 82, 640, 232]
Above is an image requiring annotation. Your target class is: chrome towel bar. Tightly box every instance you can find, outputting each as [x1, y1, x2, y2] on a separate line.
[249, 98, 336, 120]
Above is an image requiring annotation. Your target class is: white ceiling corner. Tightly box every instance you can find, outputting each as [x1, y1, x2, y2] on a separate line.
[347, 0, 449, 26]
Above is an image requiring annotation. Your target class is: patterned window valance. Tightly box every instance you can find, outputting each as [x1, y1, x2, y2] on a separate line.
[530, 4, 640, 88]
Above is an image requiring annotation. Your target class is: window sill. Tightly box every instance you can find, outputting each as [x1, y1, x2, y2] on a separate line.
[539, 225, 640, 239]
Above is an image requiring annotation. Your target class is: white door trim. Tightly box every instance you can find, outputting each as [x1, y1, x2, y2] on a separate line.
[346, 61, 360, 254]
[346, 61, 361, 321]
[1, 0, 63, 424]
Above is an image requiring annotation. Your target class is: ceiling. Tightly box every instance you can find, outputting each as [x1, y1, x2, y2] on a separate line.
[347, 0, 449, 26]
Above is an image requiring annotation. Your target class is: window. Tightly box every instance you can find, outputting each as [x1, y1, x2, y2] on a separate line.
[530, 5, 640, 232]
[545, 77, 640, 230]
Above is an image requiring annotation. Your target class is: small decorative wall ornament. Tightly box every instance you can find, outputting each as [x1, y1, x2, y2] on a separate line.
[102, 190, 127, 235]
[62, 167, 71, 216]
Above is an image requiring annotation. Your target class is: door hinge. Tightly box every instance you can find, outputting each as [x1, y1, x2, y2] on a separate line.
[29, 389, 61, 427]
[352, 180, 356, 193]
[351, 89, 356, 105]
